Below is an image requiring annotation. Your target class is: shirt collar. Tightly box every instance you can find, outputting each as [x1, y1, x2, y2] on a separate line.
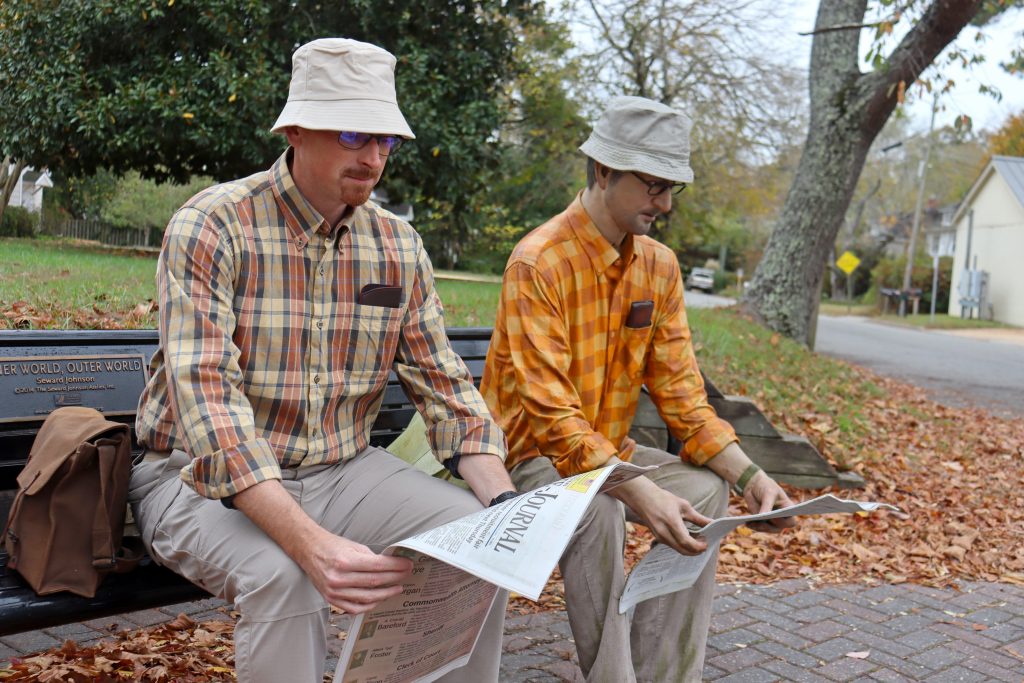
[270, 149, 354, 242]
[567, 193, 637, 278]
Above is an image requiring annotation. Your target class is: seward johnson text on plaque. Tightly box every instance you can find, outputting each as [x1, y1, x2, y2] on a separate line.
[0, 354, 148, 422]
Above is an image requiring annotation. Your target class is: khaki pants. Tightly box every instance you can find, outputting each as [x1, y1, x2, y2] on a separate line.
[129, 447, 506, 683]
[512, 445, 728, 683]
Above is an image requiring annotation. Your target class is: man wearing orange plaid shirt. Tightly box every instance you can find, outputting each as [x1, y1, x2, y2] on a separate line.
[481, 96, 796, 682]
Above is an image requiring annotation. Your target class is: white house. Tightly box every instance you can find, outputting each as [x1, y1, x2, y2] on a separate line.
[948, 155, 1024, 327]
[7, 166, 52, 213]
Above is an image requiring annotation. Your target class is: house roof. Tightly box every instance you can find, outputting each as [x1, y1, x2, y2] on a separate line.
[952, 155, 1024, 225]
[993, 156, 1024, 208]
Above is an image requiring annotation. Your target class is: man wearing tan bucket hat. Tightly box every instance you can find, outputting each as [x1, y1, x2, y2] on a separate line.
[129, 38, 514, 682]
[482, 96, 796, 681]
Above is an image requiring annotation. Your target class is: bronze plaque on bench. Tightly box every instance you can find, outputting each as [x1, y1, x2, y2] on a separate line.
[0, 353, 148, 422]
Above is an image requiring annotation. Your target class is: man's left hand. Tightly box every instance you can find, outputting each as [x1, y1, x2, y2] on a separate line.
[741, 471, 795, 533]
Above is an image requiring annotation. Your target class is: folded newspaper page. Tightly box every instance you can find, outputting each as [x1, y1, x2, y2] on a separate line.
[619, 494, 902, 613]
[335, 461, 652, 683]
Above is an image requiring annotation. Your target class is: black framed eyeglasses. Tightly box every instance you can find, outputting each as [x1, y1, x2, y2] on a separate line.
[630, 172, 687, 196]
[337, 131, 405, 156]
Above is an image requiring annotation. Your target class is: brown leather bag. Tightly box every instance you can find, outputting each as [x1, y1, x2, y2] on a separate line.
[3, 406, 139, 597]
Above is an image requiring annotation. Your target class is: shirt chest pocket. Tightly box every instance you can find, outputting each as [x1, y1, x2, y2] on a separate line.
[336, 304, 404, 395]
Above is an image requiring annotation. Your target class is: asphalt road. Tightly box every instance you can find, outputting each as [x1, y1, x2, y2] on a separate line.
[815, 315, 1024, 419]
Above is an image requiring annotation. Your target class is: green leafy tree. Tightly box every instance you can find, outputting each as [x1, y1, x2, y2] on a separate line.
[457, 11, 589, 271]
[0, 0, 542, 263]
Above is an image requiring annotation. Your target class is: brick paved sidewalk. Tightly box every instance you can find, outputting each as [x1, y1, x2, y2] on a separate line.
[501, 580, 1024, 682]
[2, 580, 1022, 681]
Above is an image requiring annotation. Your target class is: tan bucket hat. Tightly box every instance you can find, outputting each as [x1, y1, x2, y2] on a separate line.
[579, 96, 693, 183]
[270, 38, 415, 139]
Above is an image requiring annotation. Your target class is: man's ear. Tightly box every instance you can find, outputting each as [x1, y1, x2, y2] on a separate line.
[595, 162, 610, 189]
[283, 126, 301, 147]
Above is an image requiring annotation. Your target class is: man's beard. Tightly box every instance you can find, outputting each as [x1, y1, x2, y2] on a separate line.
[342, 185, 374, 207]
[340, 170, 378, 207]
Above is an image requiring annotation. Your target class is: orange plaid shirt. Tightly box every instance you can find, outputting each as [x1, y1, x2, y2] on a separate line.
[481, 195, 737, 477]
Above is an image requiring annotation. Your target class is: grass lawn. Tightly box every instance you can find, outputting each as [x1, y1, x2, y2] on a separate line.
[878, 312, 1012, 330]
[818, 301, 877, 317]
[0, 238, 504, 330]
[0, 238, 160, 328]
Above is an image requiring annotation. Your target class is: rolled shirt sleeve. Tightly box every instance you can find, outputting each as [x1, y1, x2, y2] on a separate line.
[158, 205, 282, 500]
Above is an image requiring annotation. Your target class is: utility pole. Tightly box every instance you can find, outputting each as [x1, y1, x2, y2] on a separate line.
[899, 94, 938, 317]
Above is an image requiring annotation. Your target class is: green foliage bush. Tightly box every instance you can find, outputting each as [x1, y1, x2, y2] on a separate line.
[867, 254, 953, 312]
[0, 205, 35, 237]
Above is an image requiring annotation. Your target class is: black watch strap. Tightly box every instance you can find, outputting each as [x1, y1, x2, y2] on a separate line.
[488, 490, 519, 507]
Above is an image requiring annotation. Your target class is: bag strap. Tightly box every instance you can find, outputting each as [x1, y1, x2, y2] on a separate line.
[90, 442, 118, 570]
[90, 440, 144, 573]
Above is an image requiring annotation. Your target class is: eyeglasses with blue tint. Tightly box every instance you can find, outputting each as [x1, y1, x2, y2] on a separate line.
[337, 131, 405, 156]
[630, 172, 687, 196]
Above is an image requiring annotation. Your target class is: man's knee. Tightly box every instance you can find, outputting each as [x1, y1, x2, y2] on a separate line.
[688, 469, 728, 518]
[235, 552, 325, 620]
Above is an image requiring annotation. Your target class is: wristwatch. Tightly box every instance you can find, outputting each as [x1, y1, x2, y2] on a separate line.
[489, 490, 520, 507]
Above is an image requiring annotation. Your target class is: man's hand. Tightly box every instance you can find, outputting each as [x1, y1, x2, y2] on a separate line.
[234, 479, 412, 614]
[303, 533, 413, 614]
[740, 471, 796, 534]
[606, 475, 712, 556]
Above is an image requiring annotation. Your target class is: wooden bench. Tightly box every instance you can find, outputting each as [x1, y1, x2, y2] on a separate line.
[0, 327, 854, 638]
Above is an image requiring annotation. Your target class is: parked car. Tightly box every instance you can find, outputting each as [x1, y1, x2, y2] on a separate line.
[685, 267, 715, 293]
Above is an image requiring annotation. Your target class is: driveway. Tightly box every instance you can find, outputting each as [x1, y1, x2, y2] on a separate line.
[684, 290, 736, 309]
[815, 315, 1024, 418]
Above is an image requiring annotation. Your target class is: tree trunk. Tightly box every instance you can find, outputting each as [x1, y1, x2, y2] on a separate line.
[0, 156, 27, 226]
[740, 0, 985, 347]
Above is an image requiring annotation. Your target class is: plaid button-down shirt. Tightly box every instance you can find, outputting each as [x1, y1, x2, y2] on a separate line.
[137, 151, 506, 500]
[481, 195, 736, 477]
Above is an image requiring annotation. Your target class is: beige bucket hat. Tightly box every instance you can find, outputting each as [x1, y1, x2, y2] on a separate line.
[579, 96, 693, 183]
[271, 38, 415, 139]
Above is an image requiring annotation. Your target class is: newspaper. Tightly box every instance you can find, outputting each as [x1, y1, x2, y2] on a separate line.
[335, 462, 651, 683]
[618, 494, 902, 613]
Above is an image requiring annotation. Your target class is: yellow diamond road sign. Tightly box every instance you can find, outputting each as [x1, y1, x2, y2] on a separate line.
[836, 251, 861, 275]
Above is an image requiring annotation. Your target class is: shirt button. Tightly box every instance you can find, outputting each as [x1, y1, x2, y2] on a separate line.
[316, 320, 323, 329]
[313, 375, 321, 384]
[319, 267, 325, 276]
[311, 429, 318, 438]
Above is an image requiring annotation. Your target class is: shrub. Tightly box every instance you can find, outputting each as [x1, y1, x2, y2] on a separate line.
[867, 254, 953, 312]
[0, 205, 36, 237]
